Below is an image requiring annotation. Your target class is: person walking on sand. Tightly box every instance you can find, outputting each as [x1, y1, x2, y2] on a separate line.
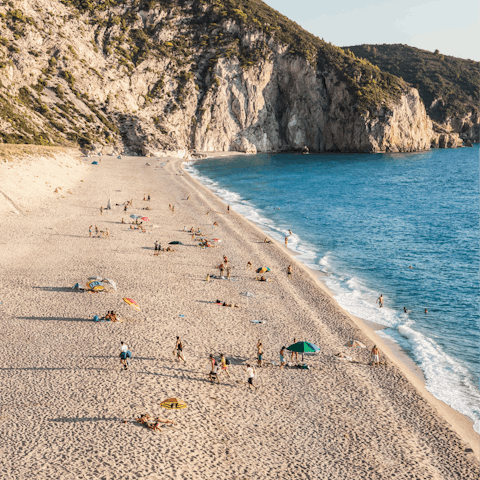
[89, 225, 92, 237]
[291, 338, 299, 362]
[227, 205, 230, 214]
[219, 263, 225, 278]
[209, 354, 220, 383]
[219, 353, 231, 378]
[120, 341, 131, 370]
[280, 346, 287, 369]
[244, 364, 257, 390]
[371, 345, 380, 367]
[376, 294, 384, 308]
[256, 340, 263, 367]
[154, 241, 158, 256]
[100, 206, 103, 216]
[173, 336, 186, 364]
[285, 236, 288, 246]
[148, 194, 151, 201]
[172, 206, 175, 214]
[105, 228, 109, 239]
[287, 265, 293, 279]
[95, 225, 99, 236]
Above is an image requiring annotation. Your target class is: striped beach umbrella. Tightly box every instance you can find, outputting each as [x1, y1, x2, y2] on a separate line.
[123, 297, 140, 311]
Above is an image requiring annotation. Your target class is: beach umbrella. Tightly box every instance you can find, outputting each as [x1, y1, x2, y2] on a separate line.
[123, 297, 140, 311]
[87, 280, 105, 291]
[159, 397, 187, 410]
[256, 267, 271, 274]
[130, 214, 141, 219]
[286, 341, 321, 362]
[141, 216, 150, 221]
[169, 241, 183, 245]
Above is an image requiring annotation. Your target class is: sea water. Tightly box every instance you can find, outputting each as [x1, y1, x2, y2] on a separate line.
[185, 145, 480, 432]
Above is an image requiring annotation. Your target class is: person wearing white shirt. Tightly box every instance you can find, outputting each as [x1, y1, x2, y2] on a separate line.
[244, 364, 257, 390]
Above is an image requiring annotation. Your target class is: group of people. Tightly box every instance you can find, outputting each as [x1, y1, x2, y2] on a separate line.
[89, 225, 109, 238]
[377, 294, 428, 314]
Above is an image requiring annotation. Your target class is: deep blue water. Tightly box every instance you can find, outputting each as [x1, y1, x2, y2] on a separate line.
[186, 145, 480, 432]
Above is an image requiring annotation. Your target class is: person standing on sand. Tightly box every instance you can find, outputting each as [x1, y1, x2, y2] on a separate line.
[100, 206, 103, 216]
[371, 345, 380, 367]
[148, 194, 151, 201]
[285, 236, 288, 246]
[219, 263, 225, 278]
[244, 364, 257, 390]
[291, 338, 298, 362]
[227, 205, 230, 214]
[376, 294, 384, 308]
[89, 225, 92, 237]
[209, 354, 220, 383]
[105, 228, 109, 239]
[226, 266, 231, 280]
[247, 261, 252, 270]
[172, 206, 175, 214]
[95, 225, 99, 236]
[173, 337, 186, 363]
[256, 340, 263, 367]
[287, 265, 293, 279]
[280, 346, 287, 369]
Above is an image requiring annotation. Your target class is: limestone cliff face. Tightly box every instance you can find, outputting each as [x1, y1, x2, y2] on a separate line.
[0, 0, 439, 155]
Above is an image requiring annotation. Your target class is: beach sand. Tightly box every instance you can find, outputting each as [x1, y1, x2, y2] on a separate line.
[0, 151, 478, 479]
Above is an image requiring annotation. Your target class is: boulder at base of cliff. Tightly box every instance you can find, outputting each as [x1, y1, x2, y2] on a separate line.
[235, 137, 257, 154]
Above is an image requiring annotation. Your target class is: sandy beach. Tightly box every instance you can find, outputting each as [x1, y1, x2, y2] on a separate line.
[0, 150, 478, 480]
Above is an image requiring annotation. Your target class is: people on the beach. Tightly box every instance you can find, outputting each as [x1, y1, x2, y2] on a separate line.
[172, 206, 175, 214]
[219, 263, 225, 277]
[95, 225, 99, 236]
[371, 345, 380, 367]
[255, 276, 271, 282]
[280, 346, 286, 368]
[287, 265, 293, 279]
[425, 308, 428, 314]
[89, 225, 92, 237]
[209, 354, 220, 383]
[227, 205, 230, 214]
[206, 274, 211, 282]
[219, 353, 230, 378]
[154, 241, 159, 255]
[148, 194, 150, 201]
[121, 218, 125, 224]
[247, 261, 252, 270]
[100, 206, 103, 216]
[404, 307, 407, 313]
[288, 229, 293, 236]
[226, 266, 231, 280]
[256, 340, 263, 367]
[285, 236, 288, 246]
[377, 294, 384, 308]
[245, 364, 257, 390]
[173, 336, 186, 363]
[120, 341, 131, 370]
[124, 205, 127, 212]
[263, 238, 272, 244]
[291, 338, 299, 362]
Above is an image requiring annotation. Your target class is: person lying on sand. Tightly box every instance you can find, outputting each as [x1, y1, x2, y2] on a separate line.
[165, 246, 174, 252]
[247, 261, 253, 269]
[264, 238, 273, 244]
[255, 276, 272, 282]
[213, 221, 219, 226]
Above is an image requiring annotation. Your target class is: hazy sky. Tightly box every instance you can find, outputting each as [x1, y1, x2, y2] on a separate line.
[264, 0, 479, 61]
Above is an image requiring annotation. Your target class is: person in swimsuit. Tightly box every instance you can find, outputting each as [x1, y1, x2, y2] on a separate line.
[285, 236, 288, 246]
[219, 353, 230, 378]
[209, 354, 220, 383]
[89, 225, 92, 237]
[287, 265, 293, 279]
[377, 295, 384, 308]
[280, 346, 286, 369]
[371, 345, 380, 367]
[173, 336, 186, 363]
[291, 338, 299, 362]
[256, 340, 263, 367]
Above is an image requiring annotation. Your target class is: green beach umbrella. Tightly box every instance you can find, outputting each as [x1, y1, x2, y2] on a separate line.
[286, 341, 321, 362]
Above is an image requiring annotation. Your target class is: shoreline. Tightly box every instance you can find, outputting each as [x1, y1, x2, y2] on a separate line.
[181, 156, 479, 457]
[1, 150, 478, 478]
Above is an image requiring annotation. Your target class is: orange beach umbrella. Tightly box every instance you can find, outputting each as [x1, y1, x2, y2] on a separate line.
[123, 297, 140, 311]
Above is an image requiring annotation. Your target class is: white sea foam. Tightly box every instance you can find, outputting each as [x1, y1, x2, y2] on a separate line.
[186, 161, 480, 433]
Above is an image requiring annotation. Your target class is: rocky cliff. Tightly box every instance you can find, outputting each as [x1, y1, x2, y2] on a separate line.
[345, 44, 479, 144]
[0, 1, 440, 154]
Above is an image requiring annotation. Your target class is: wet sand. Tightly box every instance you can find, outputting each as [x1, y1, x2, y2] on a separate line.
[0, 152, 478, 479]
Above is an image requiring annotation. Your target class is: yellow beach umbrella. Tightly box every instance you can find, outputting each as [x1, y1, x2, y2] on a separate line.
[87, 280, 105, 291]
[123, 297, 140, 311]
[159, 397, 187, 410]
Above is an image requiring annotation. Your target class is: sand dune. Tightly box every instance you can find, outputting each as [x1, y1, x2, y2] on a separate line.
[0, 153, 478, 479]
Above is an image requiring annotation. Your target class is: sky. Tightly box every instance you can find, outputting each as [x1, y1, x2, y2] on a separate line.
[264, 0, 480, 61]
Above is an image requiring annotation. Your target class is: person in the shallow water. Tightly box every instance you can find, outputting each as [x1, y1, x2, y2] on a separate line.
[302, 145, 309, 154]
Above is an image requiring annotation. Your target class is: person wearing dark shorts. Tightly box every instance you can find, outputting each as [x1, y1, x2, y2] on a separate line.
[256, 340, 263, 367]
[245, 364, 256, 390]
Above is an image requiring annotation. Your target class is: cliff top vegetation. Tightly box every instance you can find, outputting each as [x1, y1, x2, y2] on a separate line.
[345, 44, 480, 124]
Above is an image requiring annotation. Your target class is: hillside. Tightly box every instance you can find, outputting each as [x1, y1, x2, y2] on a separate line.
[0, 1, 437, 153]
[345, 44, 479, 140]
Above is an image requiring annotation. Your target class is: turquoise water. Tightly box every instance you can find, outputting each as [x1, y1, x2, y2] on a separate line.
[186, 145, 480, 432]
